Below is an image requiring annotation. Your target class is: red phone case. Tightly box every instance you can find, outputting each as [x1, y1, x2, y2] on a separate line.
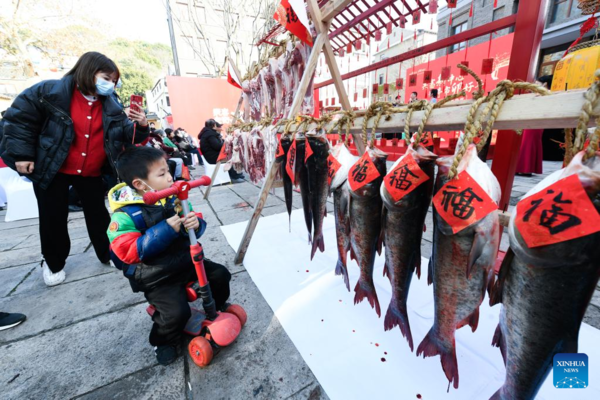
[130, 95, 143, 113]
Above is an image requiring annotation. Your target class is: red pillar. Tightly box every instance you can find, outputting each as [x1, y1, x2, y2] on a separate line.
[491, 0, 548, 211]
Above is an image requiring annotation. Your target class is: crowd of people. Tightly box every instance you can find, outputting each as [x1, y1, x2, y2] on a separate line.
[0, 51, 238, 365]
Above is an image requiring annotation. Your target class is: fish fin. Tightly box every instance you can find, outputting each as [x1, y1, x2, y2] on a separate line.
[310, 233, 325, 260]
[467, 230, 486, 279]
[468, 222, 500, 279]
[354, 277, 381, 317]
[491, 323, 506, 365]
[457, 307, 480, 332]
[350, 246, 357, 262]
[383, 262, 389, 278]
[413, 248, 422, 279]
[416, 329, 459, 389]
[384, 297, 414, 352]
[335, 258, 350, 291]
[427, 258, 433, 286]
[489, 247, 514, 306]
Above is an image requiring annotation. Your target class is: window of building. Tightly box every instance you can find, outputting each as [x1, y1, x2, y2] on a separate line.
[493, 6, 504, 21]
[449, 22, 467, 54]
[166, 96, 170, 107]
[176, 2, 189, 21]
[379, 74, 384, 85]
[192, 1, 205, 22]
[550, 0, 575, 24]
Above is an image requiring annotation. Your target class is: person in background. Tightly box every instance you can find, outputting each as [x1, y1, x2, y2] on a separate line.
[410, 91, 418, 103]
[149, 122, 156, 133]
[0, 51, 149, 287]
[147, 129, 184, 179]
[175, 128, 203, 166]
[515, 75, 552, 176]
[0, 311, 26, 331]
[430, 88, 438, 104]
[199, 119, 244, 183]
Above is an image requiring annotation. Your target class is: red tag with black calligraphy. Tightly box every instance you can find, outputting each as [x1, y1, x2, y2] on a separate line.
[286, 140, 297, 185]
[275, 140, 285, 159]
[409, 74, 417, 87]
[348, 152, 381, 192]
[372, 83, 379, 94]
[384, 153, 429, 203]
[396, 78, 404, 90]
[305, 138, 313, 163]
[399, 15, 406, 29]
[413, 10, 421, 24]
[383, 83, 389, 94]
[327, 154, 342, 186]
[481, 58, 494, 75]
[424, 70, 432, 84]
[441, 66, 451, 80]
[217, 143, 228, 162]
[515, 174, 600, 248]
[460, 61, 469, 76]
[447, 0, 458, 8]
[432, 171, 498, 233]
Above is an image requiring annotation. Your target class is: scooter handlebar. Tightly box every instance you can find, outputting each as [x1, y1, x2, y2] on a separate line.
[142, 176, 212, 204]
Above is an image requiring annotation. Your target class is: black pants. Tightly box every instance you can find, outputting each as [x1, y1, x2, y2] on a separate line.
[228, 169, 244, 180]
[143, 259, 231, 347]
[187, 148, 204, 165]
[33, 173, 111, 273]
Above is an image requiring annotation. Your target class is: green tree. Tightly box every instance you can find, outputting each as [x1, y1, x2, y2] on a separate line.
[116, 66, 153, 105]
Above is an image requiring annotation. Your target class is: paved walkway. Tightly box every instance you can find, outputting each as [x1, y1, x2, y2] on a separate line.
[1, 161, 598, 399]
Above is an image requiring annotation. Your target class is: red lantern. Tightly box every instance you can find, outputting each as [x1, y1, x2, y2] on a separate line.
[347, 42, 353, 54]
[481, 58, 494, 75]
[339, 48, 345, 57]
[460, 61, 469, 76]
[441, 66, 451, 80]
[413, 10, 421, 25]
[355, 40, 362, 50]
[383, 83, 389, 94]
[396, 78, 404, 90]
[363, 88, 367, 98]
[447, 0, 458, 8]
[372, 83, 379, 94]
[386, 22, 392, 35]
[423, 70, 432, 83]
[375, 29, 382, 41]
[430, 0, 438, 13]
[399, 15, 406, 29]
[409, 74, 417, 87]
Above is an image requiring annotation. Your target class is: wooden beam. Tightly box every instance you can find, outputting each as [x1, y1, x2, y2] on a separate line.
[289, 33, 326, 118]
[321, 0, 354, 22]
[269, 90, 599, 133]
[203, 161, 222, 200]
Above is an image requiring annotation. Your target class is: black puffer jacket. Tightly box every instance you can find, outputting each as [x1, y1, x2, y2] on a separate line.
[199, 127, 223, 164]
[0, 75, 148, 189]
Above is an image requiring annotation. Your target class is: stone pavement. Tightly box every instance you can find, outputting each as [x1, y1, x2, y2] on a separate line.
[1, 161, 599, 399]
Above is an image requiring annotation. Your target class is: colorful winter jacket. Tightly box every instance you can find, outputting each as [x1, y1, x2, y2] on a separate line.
[107, 182, 207, 291]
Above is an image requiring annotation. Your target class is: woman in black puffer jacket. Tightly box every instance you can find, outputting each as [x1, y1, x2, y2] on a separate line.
[0, 52, 149, 286]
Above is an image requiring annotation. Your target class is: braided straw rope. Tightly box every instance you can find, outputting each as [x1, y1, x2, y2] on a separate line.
[573, 70, 600, 159]
[585, 121, 600, 160]
[403, 100, 427, 145]
[361, 102, 391, 147]
[370, 103, 394, 147]
[412, 92, 465, 148]
[458, 63, 484, 100]
[564, 128, 574, 166]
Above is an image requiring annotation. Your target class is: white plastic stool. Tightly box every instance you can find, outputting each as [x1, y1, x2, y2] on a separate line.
[0, 167, 39, 222]
[201, 156, 231, 186]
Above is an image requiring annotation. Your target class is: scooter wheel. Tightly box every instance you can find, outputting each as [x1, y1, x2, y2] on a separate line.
[188, 336, 213, 367]
[224, 304, 247, 328]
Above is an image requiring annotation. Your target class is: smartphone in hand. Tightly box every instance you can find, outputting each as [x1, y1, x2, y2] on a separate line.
[130, 95, 144, 113]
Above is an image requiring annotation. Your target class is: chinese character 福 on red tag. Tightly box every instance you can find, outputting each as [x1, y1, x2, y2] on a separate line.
[515, 174, 600, 248]
[396, 78, 404, 90]
[424, 70, 432, 84]
[432, 171, 498, 233]
[273, 1, 313, 46]
[275, 140, 285, 159]
[413, 10, 421, 24]
[447, 0, 458, 8]
[441, 66, 451, 80]
[327, 154, 342, 186]
[383, 83, 389, 94]
[348, 152, 381, 192]
[399, 15, 406, 29]
[372, 83, 379, 94]
[286, 140, 297, 185]
[409, 74, 417, 87]
[481, 58, 494, 75]
[384, 153, 430, 202]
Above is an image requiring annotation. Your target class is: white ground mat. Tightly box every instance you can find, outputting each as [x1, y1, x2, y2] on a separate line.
[221, 209, 600, 399]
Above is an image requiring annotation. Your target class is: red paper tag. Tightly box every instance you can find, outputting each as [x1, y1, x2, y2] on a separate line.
[515, 174, 600, 248]
[409, 74, 417, 87]
[327, 154, 342, 186]
[441, 66, 451, 80]
[386, 22, 392, 35]
[348, 152, 381, 192]
[354, 92, 358, 102]
[365, 34, 370, 45]
[286, 140, 297, 185]
[339, 48, 345, 57]
[383, 83, 389, 94]
[273, 0, 313, 46]
[413, 10, 421, 24]
[347, 42, 352, 54]
[481, 58, 494, 75]
[396, 78, 404, 90]
[330, 97, 335, 105]
[447, 0, 458, 8]
[276, 140, 285, 158]
[217, 143, 228, 162]
[355, 40, 361, 50]
[305, 138, 313, 162]
[325, 98, 329, 106]
[429, 0, 438, 13]
[375, 30, 382, 41]
[399, 15, 406, 29]
[372, 83, 379, 94]
[460, 61, 469, 76]
[319, 100, 323, 108]
[432, 171, 498, 233]
[384, 153, 430, 202]
[363, 88, 367, 98]
[421, 132, 434, 147]
[424, 70, 432, 83]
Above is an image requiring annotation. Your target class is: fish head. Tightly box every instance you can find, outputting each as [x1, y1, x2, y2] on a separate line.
[509, 150, 600, 267]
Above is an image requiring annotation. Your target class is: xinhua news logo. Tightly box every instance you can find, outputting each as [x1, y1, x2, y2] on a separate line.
[553, 353, 588, 389]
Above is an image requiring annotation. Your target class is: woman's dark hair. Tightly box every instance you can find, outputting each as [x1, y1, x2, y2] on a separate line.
[205, 118, 222, 129]
[537, 75, 553, 88]
[430, 88, 438, 98]
[66, 52, 120, 96]
[116, 147, 166, 188]
[165, 128, 173, 136]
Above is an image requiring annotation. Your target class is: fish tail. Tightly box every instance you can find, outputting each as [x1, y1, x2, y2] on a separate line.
[383, 297, 414, 352]
[416, 329, 459, 389]
[427, 258, 433, 286]
[310, 233, 325, 260]
[353, 277, 381, 317]
[335, 258, 350, 291]
[491, 323, 506, 365]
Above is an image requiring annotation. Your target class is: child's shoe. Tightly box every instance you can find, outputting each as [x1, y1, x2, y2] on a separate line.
[155, 345, 179, 366]
[41, 260, 66, 287]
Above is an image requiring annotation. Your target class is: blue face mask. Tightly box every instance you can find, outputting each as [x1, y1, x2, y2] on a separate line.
[95, 78, 115, 96]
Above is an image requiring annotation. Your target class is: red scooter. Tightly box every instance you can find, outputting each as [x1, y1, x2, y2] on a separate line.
[143, 177, 246, 367]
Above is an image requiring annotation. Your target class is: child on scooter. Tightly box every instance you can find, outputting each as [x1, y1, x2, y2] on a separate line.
[107, 146, 231, 366]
